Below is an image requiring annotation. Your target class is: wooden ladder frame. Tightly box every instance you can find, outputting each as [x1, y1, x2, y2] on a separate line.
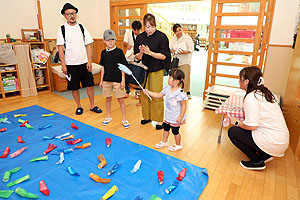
[204, 0, 276, 97]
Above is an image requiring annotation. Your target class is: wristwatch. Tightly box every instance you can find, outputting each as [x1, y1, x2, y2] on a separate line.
[234, 121, 239, 127]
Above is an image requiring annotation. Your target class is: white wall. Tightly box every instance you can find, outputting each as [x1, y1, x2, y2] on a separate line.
[269, 0, 299, 45]
[0, 0, 38, 39]
[40, 0, 110, 39]
[264, 0, 299, 99]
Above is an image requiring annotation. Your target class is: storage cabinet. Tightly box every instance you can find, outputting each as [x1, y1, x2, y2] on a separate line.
[0, 44, 21, 99]
[0, 42, 51, 100]
[28, 42, 51, 92]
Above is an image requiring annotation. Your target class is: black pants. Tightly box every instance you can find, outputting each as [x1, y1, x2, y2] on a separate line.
[66, 63, 94, 90]
[228, 126, 270, 162]
[163, 122, 180, 135]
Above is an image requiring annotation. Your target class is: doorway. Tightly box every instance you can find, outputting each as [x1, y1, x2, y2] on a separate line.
[109, 0, 275, 98]
[148, 1, 211, 98]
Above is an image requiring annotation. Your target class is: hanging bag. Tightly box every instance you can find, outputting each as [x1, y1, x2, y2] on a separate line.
[125, 62, 147, 90]
[170, 54, 179, 69]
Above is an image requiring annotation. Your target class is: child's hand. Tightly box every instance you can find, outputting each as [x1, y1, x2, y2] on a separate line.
[176, 115, 183, 123]
[143, 89, 149, 95]
[120, 81, 125, 89]
[99, 81, 103, 88]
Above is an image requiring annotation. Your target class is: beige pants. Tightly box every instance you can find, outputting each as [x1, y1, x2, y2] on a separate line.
[140, 70, 164, 122]
[178, 64, 191, 92]
[102, 81, 126, 98]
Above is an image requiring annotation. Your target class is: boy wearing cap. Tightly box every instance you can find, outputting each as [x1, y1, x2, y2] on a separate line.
[99, 29, 130, 128]
[57, 3, 102, 115]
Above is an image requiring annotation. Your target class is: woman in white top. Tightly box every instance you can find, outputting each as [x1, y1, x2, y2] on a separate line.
[170, 24, 193, 98]
[228, 66, 289, 170]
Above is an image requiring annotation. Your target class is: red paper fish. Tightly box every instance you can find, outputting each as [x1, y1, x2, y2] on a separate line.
[0, 147, 10, 158]
[39, 180, 50, 196]
[177, 168, 187, 181]
[71, 123, 78, 129]
[17, 136, 25, 143]
[43, 143, 57, 155]
[157, 171, 164, 185]
[106, 138, 111, 148]
[66, 138, 82, 145]
[0, 128, 7, 132]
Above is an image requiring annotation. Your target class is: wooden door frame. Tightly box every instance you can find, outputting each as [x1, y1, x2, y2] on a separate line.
[110, 4, 147, 40]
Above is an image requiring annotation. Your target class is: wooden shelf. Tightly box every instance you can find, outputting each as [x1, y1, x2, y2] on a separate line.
[0, 41, 51, 99]
[0, 70, 17, 73]
[4, 89, 20, 93]
[25, 41, 44, 44]
[29, 41, 51, 93]
[33, 67, 47, 70]
[36, 84, 49, 89]
[0, 64, 16, 67]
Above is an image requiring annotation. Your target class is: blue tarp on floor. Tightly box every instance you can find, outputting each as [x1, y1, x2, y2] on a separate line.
[0, 105, 208, 200]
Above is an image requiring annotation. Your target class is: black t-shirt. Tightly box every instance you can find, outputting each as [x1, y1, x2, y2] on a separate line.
[100, 47, 128, 83]
[134, 30, 171, 72]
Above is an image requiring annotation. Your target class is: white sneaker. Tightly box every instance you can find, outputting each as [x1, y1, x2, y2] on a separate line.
[151, 121, 158, 127]
[168, 144, 183, 151]
[155, 141, 168, 149]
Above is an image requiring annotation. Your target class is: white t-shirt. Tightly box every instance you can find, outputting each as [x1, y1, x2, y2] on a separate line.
[56, 22, 93, 65]
[123, 30, 137, 62]
[243, 92, 289, 157]
[161, 86, 188, 124]
[170, 33, 194, 66]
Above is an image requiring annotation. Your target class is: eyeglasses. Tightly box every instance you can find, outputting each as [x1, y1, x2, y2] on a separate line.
[65, 12, 76, 16]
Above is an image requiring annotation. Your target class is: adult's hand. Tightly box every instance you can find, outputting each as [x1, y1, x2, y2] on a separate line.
[99, 81, 103, 88]
[141, 45, 151, 55]
[62, 65, 67, 75]
[127, 44, 133, 50]
[228, 115, 237, 125]
[87, 62, 92, 72]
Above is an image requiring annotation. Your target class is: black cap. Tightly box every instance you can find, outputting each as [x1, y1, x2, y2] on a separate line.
[61, 3, 78, 15]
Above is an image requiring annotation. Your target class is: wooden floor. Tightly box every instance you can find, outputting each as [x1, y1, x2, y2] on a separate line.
[1, 92, 300, 200]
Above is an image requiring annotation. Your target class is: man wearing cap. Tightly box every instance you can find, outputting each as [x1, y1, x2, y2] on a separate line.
[57, 3, 102, 115]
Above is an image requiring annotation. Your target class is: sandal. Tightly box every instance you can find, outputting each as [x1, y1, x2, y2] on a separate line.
[75, 107, 83, 115]
[90, 106, 102, 113]
[102, 118, 112, 126]
[122, 120, 130, 128]
[141, 119, 151, 125]
[156, 124, 164, 130]
[155, 141, 168, 149]
[168, 144, 183, 152]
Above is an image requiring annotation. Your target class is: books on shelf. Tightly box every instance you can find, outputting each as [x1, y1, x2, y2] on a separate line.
[3, 85, 17, 92]
[2, 76, 18, 91]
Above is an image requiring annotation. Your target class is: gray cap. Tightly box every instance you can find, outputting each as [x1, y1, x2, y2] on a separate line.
[103, 29, 116, 41]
